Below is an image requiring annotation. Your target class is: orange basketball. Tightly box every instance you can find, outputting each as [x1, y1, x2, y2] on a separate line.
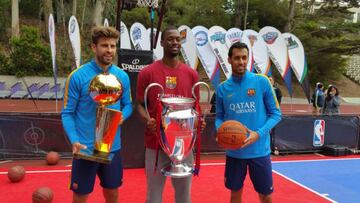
[46, 151, 60, 165]
[7, 165, 25, 183]
[216, 120, 247, 150]
[32, 187, 53, 203]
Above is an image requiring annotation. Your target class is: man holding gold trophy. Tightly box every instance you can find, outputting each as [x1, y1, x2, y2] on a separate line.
[136, 25, 208, 203]
[62, 26, 132, 203]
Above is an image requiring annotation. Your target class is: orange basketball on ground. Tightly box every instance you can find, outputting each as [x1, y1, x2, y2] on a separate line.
[7, 165, 25, 183]
[216, 120, 247, 150]
[46, 151, 60, 165]
[32, 187, 53, 203]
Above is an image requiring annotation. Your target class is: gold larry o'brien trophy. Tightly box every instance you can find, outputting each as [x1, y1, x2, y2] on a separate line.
[74, 73, 123, 164]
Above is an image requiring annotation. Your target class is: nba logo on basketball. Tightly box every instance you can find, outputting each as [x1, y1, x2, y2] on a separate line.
[313, 120, 325, 147]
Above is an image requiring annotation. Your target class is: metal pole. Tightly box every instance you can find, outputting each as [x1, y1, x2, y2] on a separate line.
[150, 7, 154, 50]
[153, 0, 167, 49]
[116, 0, 123, 50]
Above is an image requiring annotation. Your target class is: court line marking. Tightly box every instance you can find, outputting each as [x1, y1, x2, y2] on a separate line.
[1, 157, 358, 175]
[272, 170, 337, 203]
[0, 160, 12, 164]
[0, 169, 71, 175]
[272, 157, 360, 163]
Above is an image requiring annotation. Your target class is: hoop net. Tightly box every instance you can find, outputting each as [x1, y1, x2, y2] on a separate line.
[137, 0, 159, 8]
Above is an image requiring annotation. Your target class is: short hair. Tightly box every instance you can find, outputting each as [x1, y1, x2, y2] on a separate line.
[228, 42, 249, 58]
[161, 25, 178, 40]
[91, 26, 120, 44]
[316, 82, 323, 89]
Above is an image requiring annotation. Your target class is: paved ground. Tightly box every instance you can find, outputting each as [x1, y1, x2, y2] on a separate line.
[1, 98, 360, 115]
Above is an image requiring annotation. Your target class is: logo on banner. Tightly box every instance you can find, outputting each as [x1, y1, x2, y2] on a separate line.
[70, 19, 76, 34]
[227, 32, 242, 44]
[132, 27, 142, 41]
[120, 25, 126, 34]
[285, 36, 299, 49]
[195, 31, 207, 46]
[262, 32, 278, 44]
[248, 35, 258, 46]
[210, 32, 226, 44]
[313, 119, 325, 147]
[180, 29, 187, 43]
[165, 76, 177, 89]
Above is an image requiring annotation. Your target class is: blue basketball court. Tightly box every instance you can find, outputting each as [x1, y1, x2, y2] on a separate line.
[272, 158, 360, 203]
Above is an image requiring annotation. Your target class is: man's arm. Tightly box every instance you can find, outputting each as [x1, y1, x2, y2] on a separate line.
[120, 73, 133, 122]
[256, 77, 282, 138]
[135, 69, 157, 132]
[61, 73, 86, 153]
[215, 87, 224, 131]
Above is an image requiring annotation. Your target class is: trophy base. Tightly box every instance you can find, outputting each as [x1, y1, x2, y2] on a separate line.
[161, 163, 193, 178]
[74, 148, 114, 164]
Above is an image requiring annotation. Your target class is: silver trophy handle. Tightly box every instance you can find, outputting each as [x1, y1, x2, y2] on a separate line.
[192, 81, 211, 119]
[144, 83, 164, 119]
[192, 81, 211, 103]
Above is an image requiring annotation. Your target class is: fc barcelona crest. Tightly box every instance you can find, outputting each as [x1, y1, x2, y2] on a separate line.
[165, 76, 177, 89]
[247, 88, 255, 96]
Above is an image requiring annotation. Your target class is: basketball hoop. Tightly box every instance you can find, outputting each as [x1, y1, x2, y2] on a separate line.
[137, 0, 159, 8]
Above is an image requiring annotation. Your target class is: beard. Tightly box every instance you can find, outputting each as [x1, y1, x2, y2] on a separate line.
[97, 55, 113, 66]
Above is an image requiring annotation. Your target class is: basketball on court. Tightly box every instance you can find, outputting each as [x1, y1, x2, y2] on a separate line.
[46, 151, 60, 165]
[32, 187, 53, 203]
[7, 165, 26, 183]
[216, 120, 247, 150]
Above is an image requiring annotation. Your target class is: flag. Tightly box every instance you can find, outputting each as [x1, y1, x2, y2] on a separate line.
[259, 26, 292, 97]
[68, 16, 81, 69]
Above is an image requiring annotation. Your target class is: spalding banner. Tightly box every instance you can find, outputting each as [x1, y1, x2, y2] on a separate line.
[118, 49, 153, 99]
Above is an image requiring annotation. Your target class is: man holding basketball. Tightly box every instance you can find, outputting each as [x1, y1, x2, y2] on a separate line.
[215, 42, 281, 203]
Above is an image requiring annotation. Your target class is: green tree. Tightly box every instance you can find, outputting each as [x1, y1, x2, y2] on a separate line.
[293, 1, 360, 83]
[9, 26, 52, 77]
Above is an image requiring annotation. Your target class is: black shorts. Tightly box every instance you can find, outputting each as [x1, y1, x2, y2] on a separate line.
[225, 155, 273, 195]
[69, 150, 123, 195]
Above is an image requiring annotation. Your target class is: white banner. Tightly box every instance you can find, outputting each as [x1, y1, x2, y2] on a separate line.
[147, 28, 163, 60]
[104, 18, 109, 27]
[208, 26, 232, 79]
[178, 25, 198, 69]
[68, 16, 81, 69]
[130, 22, 150, 50]
[225, 28, 253, 72]
[243, 29, 271, 75]
[192, 26, 219, 81]
[120, 21, 132, 49]
[283, 33, 307, 83]
[259, 26, 290, 78]
[48, 14, 56, 76]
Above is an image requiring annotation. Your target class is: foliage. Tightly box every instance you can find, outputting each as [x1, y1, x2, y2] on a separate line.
[0, 0, 10, 41]
[8, 26, 52, 77]
[19, 0, 41, 18]
[292, 1, 360, 84]
[244, 0, 289, 31]
[0, 51, 10, 75]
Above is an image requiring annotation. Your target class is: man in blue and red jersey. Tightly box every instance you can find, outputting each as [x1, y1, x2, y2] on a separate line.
[62, 26, 132, 203]
[215, 42, 282, 203]
[136, 26, 201, 203]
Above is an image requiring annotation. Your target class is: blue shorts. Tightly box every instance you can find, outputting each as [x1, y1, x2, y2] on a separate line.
[70, 150, 123, 195]
[225, 155, 273, 195]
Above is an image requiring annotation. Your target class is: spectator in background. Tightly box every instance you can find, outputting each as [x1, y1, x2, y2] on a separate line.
[311, 82, 325, 115]
[268, 76, 282, 104]
[322, 85, 340, 115]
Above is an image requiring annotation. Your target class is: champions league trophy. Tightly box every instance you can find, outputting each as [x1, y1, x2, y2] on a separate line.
[144, 82, 210, 177]
[74, 73, 123, 164]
